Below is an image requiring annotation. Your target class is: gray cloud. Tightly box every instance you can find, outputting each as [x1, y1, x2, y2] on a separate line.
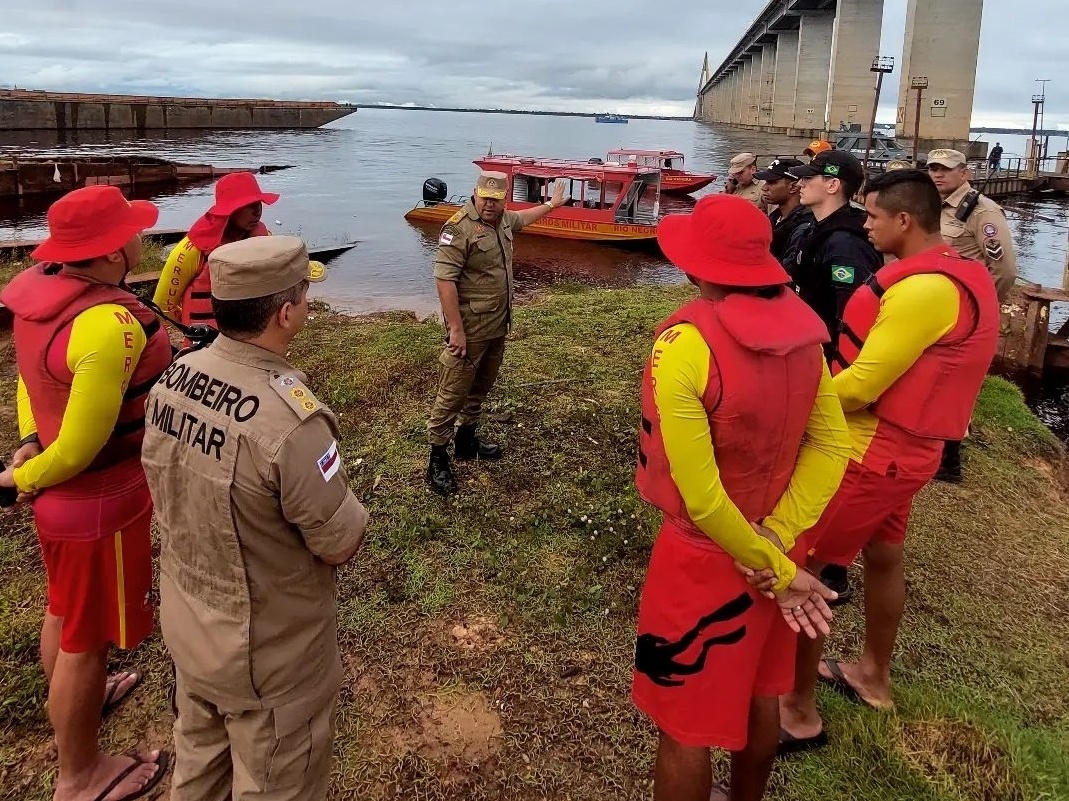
[0, 1, 1065, 125]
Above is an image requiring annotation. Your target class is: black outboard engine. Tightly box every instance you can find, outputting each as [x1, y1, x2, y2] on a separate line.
[423, 178, 448, 206]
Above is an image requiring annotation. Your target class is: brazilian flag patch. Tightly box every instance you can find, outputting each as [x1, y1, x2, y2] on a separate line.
[831, 265, 856, 284]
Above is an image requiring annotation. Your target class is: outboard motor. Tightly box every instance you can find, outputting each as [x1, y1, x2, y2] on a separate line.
[423, 177, 448, 206]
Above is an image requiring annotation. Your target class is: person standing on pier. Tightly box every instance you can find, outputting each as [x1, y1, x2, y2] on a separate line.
[0, 186, 173, 801]
[774, 169, 999, 754]
[988, 143, 1004, 174]
[723, 153, 765, 209]
[425, 170, 566, 497]
[928, 148, 1017, 482]
[151, 172, 279, 330]
[632, 194, 849, 801]
[142, 236, 368, 801]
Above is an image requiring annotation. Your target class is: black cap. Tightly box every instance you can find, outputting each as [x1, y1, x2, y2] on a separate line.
[787, 151, 866, 187]
[754, 158, 805, 181]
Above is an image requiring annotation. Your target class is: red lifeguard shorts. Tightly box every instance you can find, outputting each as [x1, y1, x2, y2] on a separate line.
[33, 467, 155, 654]
[632, 520, 802, 751]
[807, 461, 932, 567]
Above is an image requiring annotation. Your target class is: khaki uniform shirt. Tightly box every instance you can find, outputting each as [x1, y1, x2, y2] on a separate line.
[433, 201, 526, 341]
[142, 336, 368, 712]
[940, 182, 1017, 302]
[728, 179, 766, 211]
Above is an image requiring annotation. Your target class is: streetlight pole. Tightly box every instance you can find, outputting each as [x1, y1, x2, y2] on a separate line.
[1028, 82, 1049, 175]
[864, 56, 894, 170]
[910, 76, 928, 166]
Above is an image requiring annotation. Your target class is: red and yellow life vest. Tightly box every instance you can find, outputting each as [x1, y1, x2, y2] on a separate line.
[833, 246, 999, 440]
[8, 264, 173, 489]
[180, 221, 271, 328]
[636, 290, 828, 531]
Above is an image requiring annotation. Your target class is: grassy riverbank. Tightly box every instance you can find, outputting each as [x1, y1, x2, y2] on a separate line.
[1, 283, 1067, 801]
[0, 241, 168, 287]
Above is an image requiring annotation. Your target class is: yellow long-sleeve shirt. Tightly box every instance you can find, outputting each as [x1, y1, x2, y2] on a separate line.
[833, 272, 960, 474]
[14, 304, 147, 492]
[651, 323, 851, 592]
[152, 237, 203, 318]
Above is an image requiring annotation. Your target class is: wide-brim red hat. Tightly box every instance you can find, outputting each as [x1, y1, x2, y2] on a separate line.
[31, 185, 159, 262]
[657, 194, 790, 287]
[207, 172, 280, 217]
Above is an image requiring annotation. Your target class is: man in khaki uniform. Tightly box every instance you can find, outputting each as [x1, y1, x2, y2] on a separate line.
[724, 152, 765, 209]
[928, 149, 1017, 302]
[426, 170, 566, 496]
[141, 236, 369, 801]
[927, 150, 1014, 484]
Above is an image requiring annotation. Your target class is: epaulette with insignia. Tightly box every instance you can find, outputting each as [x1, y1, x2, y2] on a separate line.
[269, 373, 322, 419]
[447, 209, 464, 224]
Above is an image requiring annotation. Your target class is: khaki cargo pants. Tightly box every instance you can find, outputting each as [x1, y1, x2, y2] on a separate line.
[170, 671, 336, 801]
[427, 336, 506, 446]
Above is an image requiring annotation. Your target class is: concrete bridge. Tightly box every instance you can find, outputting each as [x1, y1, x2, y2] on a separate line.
[694, 0, 984, 153]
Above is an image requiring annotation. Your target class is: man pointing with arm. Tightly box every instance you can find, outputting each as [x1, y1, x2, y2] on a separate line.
[426, 170, 565, 496]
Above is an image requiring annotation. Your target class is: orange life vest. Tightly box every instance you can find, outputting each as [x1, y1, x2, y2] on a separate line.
[180, 221, 270, 328]
[3, 264, 173, 491]
[636, 290, 828, 532]
[832, 245, 999, 440]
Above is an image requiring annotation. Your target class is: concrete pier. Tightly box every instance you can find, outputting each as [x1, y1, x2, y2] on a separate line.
[794, 14, 835, 133]
[826, 0, 885, 131]
[0, 89, 356, 131]
[896, 0, 983, 147]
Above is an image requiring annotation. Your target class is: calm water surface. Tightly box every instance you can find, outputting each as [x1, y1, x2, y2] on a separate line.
[2, 111, 1067, 434]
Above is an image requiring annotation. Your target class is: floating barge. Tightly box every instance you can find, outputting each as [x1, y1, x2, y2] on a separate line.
[0, 155, 292, 199]
[0, 89, 356, 132]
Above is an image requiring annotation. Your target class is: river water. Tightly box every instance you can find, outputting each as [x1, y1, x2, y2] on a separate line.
[2, 110, 1067, 434]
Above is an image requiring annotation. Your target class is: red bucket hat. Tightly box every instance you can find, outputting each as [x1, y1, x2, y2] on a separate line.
[656, 194, 790, 287]
[207, 172, 279, 217]
[31, 185, 159, 263]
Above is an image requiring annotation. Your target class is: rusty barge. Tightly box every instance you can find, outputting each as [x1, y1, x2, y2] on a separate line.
[0, 89, 357, 132]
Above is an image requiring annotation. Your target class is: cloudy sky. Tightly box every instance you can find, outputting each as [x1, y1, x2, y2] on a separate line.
[0, 0, 1063, 128]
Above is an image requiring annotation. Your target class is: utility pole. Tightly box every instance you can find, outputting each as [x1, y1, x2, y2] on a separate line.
[910, 76, 928, 166]
[1029, 81, 1049, 175]
[864, 56, 894, 170]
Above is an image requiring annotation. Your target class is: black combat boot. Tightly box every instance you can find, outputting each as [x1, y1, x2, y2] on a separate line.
[819, 564, 852, 607]
[453, 424, 503, 461]
[426, 445, 457, 497]
[934, 440, 963, 484]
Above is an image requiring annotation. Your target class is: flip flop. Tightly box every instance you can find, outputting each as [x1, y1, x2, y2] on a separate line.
[777, 727, 829, 757]
[102, 671, 142, 719]
[89, 750, 171, 801]
[817, 659, 891, 711]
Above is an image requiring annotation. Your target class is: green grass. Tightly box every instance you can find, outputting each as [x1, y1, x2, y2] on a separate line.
[0, 241, 168, 287]
[1, 284, 1067, 800]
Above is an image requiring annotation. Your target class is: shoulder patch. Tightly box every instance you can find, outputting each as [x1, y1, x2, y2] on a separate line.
[439, 223, 461, 247]
[269, 373, 321, 419]
[831, 264, 856, 285]
[982, 223, 998, 237]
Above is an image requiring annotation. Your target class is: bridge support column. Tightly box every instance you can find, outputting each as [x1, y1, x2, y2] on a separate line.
[771, 31, 799, 130]
[827, 0, 885, 132]
[759, 43, 776, 128]
[896, 0, 983, 150]
[793, 13, 835, 132]
[736, 59, 752, 125]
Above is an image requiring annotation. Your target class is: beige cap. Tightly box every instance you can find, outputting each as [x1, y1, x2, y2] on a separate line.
[475, 170, 508, 199]
[729, 153, 757, 176]
[209, 235, 326, 301]
[927, 149, 967, 169]
[885, 159, 912, 170]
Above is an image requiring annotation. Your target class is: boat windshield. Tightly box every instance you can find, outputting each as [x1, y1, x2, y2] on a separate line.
[609, 151, 684, 170]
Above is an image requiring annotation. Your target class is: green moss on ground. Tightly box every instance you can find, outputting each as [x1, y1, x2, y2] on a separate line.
[1, 284, 1067, 800]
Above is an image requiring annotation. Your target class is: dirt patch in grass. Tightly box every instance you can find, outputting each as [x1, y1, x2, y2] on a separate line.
[899, 719, 1025, 801]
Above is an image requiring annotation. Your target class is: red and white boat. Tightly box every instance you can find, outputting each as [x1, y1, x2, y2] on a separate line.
[605, 149, 715, 195]
[405, 155, 665, 243]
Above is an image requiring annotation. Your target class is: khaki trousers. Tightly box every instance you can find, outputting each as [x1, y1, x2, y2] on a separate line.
[427, 336, 506, 446]
[170, 670, 336, 801]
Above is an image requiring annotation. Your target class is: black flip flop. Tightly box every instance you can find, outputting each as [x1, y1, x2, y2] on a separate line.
[102, 671, 143, 719]
[90, 751, 171, 801]
[818, 659, 887, 711]
[777, 727, 829, 757]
